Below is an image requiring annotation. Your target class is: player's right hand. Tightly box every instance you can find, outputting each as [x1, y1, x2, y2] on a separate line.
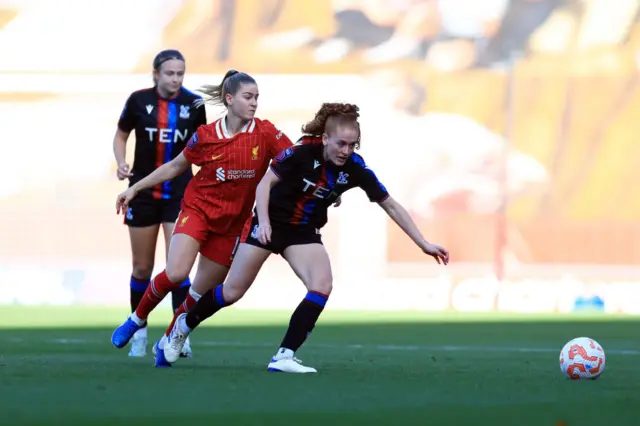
[116, 187, 137, 214]
[116, 162, 133, 180]
[257, 222, 272, 245]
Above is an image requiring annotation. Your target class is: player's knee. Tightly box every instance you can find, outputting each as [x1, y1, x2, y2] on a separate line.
[165, 265, 190, 285]
[132, 263, 153, 281]
[221, 286, 245, 305]
[221, 281, 250, 304]
[305, 276, 333, 296]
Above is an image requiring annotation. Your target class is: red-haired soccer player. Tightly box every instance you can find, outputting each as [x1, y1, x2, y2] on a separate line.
[163, 103, 450, 372]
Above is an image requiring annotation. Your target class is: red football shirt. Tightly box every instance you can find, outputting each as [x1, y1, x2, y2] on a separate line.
[182, 117, 292, 236]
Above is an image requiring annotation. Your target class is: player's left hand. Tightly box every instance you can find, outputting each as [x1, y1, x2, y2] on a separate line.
[423, 243, 449, 265]
[333, 196, 342, 207]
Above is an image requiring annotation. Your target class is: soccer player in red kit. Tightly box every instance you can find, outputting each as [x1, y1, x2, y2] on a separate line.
[111, 70, 295, 357]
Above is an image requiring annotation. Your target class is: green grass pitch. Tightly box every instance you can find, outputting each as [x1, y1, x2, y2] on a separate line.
[1, 306, 639, 425]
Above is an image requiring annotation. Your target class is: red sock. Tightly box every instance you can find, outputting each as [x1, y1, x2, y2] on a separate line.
[135, 270, 180, 320]
[164, 292, 199, 336]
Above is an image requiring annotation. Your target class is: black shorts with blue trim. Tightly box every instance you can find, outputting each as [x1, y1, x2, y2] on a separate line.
[243, 216, 322, 255]
[123, 196, 182, 228]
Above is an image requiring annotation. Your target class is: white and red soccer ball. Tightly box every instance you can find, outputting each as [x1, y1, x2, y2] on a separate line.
[559, 337, 606, 380]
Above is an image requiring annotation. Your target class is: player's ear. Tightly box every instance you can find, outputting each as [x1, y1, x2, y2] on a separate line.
[225, 92, 233, 106]
[322, 133, 329, 146]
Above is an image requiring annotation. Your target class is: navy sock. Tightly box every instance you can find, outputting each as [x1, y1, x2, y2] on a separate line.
[280, 291, 328, 352]
[185, 284, 227, 329]
[171, 277, 192, 312]
[130, 276, 150, 313]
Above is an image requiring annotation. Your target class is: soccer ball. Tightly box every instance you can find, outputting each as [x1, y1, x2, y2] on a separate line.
[559, 337, 606, 380]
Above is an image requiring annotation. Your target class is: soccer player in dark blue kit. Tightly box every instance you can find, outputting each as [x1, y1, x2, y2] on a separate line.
[113, 49, 206, 357]
[161, 103, 450, 372]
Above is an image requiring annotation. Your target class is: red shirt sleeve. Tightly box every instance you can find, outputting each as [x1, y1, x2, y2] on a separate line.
[183, 127, 205, 166]
[262, 120, 293, 159]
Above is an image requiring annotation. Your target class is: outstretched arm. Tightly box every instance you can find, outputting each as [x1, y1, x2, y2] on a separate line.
[130, 151, 191, 194]
[378, 196, 449, 264]
[116, 151, 192, 215]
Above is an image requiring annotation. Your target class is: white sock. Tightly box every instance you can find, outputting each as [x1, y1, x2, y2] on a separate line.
[275, 347, 294, 359]
[188, 287, 202, 301]
[130, 312, 145, 326]
[133, 327, 147, 338]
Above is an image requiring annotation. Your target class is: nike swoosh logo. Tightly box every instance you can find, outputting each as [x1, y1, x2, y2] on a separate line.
[212, 154, 224, 160]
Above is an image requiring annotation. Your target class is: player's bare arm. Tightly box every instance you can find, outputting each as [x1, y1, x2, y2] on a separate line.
[255, 169, 282, 244]
[113, 128, 133, 180]
[116, 151, 192, 214]
[378, 196, 449, 265]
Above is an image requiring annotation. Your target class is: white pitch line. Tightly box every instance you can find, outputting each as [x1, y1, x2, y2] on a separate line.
[9, 337, 640, 355]
[196, 341, 640, 355]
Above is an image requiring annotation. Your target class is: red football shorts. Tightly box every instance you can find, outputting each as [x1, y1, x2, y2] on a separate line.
[173, 208, 241, 267]
[240, 215, 253, 242]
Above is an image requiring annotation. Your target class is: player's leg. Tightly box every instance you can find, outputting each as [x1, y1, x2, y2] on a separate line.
[111, 209, 207, 349]
[128, 226, 159, 310]
[161, 199, 193, 313]
[268, 240, 331, 373]
[127, 225, 160, 356]
[161, 220, 195, 357]
[158, 251, 230, 365]
[124, 198, 162, 357]
[181, 220, 273, 331]
[163, 234, 272, 364]
[160, 199, 194, 356]
[172, 233, 239, 327]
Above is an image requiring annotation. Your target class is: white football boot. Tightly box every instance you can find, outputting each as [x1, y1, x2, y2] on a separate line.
[267, 348, 317, 373]
[128, 327, 148, 357]
[151, 333, 191, 358]
[164, 313, 191, 363]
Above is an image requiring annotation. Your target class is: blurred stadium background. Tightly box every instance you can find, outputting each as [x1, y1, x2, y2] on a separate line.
[2, 0, 640, 314]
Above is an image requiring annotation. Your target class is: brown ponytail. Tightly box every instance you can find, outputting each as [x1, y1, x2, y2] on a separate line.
[301, 103, 361, 149]
[196, 69, 256, 108]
